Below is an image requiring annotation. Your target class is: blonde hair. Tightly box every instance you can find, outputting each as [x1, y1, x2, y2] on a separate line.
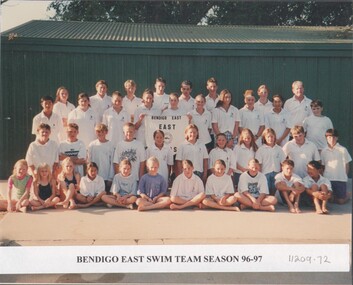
[95, 123, 108, 132]
[261, 128, 277, 145]
[36, 163, 52, 182]
[146, 156, 159, 169]
[124, 79, 136, 88]
[184, 124, 199, 140]
[11, 159, 28, 178]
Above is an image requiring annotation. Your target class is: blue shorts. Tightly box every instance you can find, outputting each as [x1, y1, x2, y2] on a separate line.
[265, 171, 278, 196]
[331, 181, 347, 199]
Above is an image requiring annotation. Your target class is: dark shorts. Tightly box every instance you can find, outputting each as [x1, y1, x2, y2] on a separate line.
[331, 181, 347, 199]
[233, 173, 241, 191]
[193, 171, 203, 179]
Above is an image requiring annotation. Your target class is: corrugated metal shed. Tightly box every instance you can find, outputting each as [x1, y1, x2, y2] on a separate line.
[1, 20, 352, 178]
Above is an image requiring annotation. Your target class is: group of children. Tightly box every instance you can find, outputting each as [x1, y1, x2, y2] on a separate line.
[0, 78, 351, 215]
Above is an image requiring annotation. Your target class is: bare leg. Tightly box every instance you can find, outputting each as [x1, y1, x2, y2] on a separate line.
[102, 194, 136, 209]
[170, 193, 206, 210]
[137, 197, 171, 211]
[202, 197, 240, 211]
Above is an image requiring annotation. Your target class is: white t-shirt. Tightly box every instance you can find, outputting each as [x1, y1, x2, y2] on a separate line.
[122, 95, 142, 121]
[170, 173, 204, 201]
[212, 105, 240, 134]
[32, 111, 64, 144]
[58, 139, 86, 176]
[146, 144, 174, 184]
[88, 139, 115, 181]
[282, 139, 320, 178]
[238, 171, 269, 198]
[79, 175, 105, 197]
[302, 115, 333, 150]
[205, 94, 219, 113]
[102, 107, 129, 146]
[189, 109, 212, 144]
[264, 108, 293, 147]
[178, 95, 194, 113]
[26, 139, 59, 169]
[89, 94, 112, 123]
[205, 174, 234, 198]
[113, 140, 146, 181]
[153, 93, 169, 111]
[53, 101, 75, 141]
[284, 95, 312, 126]
[176, 140, 209, 173]
[275, 172, 303, 187]
[68, 107, 98, 148]
[255, 144, 286, 174]
[321, 143, 352, 182]
[303, 175, 332, 191]
[111, 173, 138, 196]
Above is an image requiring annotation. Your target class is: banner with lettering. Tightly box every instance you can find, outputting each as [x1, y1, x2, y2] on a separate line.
[145, 115, 189, 153]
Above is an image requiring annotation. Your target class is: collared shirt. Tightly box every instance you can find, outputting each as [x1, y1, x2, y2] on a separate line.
[122, 95, 142, 121]
[254, 100, 272, 114]
[283, 95, 312, 126]
[264, 108, 293, 146]
[189, 109, 212, 144]
[32, 111, 63, 144]
[303, 175, 332, 191]
[176, 140, 209, 173]
[153, 92, 169, 111]
[275, 172, 303, 187]
[255, 144, 286, 174]
[90, 94, 112, 122]
[79, 175, 105, 196]
[170, 173, 204, 200]
[102, 107, 129, 146]
[208, 147, 236, 173]
[179, 95, 195, 113]
[212, 105, 240, 134]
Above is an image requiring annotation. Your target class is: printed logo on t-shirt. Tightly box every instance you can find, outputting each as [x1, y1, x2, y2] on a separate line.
[120, 148, 137, 163]
[248, 182, 260, 197]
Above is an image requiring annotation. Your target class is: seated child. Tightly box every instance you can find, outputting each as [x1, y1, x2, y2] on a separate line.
[56, 157, 80, 210]
[30, 163, 60, 211]
[236, 159, 277, 212]
[0, 159, 32, 213]
[202, 159, 239, 211]
[101, 159, 137, 209]
[275, 159, 305, 213]
[76, 162, 106, 208]
[303, 160, 332, 214]
[170, 160, 205, 210]
[136, 157, 170, 211]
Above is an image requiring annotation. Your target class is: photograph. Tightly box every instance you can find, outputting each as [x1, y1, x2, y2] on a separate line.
[0, 0, 352, 284]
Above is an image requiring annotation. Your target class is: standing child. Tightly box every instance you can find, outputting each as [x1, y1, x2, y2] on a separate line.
[170, 160, 205, 210]
[178, 80, 194, 113]
[134, 88, 161, 146]
[56, 157, 80, 210]
[26, 123, 59, 177]
[136, 157, 170, 211]
[146, 130, 174, 185]
[68, 92, 98, 149]
[101, 159, 137, 209]
[32, 95, 63, 144]
[189, 94, 212, 150]
[275, 159, 305, 213]
[208, 133, 236, 176]
[153, 77, 169, 112]
[302, 99, 333, 151]
[203, 159, 239, 211]
[235, 159, 277, 212]
[30, 163, 60, 211]
[53, 86, 75, 141]
[205, 77, 219, 149]
[254, 84, 272, 114]
[264, 94, 292, 146]
[239, 90, 265, 146]
[76, 162, 105, 208]
[0, 159, 32, 213]
[162, 93, 188, 116]
[321, 129, 352, 204]
[113, 122, 146, 182]
[87, 123, 115, 193]
[122, 79, 142, 122]
[175, 124, 209, 184]
[102, 91, 129, 146]
[255, 128, 286, 195]
[303, 161, 332, 214]
[232, 128, 258, 189]
[89, 80, 112, 122]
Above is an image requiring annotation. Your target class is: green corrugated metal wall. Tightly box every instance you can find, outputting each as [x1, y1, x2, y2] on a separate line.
[1, 41, 352, 178]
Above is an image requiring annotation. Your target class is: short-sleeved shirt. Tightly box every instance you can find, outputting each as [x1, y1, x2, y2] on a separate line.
[102, 107, 129, 146]
[275, 172, 303, 188]
[32, 111, 64, 144]
[26, 139, 59, 170]
[137, 173, 167, 199]
[205, 94, 219, 113]
[79, 175, 105, 197]
[283, 95, 312, 126]
[238, 171, 269, 198]
[53, 101, 75, 141]
[208, 147, 236, 174]
[212, 106, 240, 134]
[122, 95, 142, 121]
[239, 106, 264, 145]
[303, 175, 332, 191]
[113, 140, 146, 181]
[111, 173, 137, 196]
[255, 144, 286, 174]
[264, 108, 293, 146]
[146, 144, 174, 184]
[170, 173, 204, 201]
[176, 140, 209, 173]
[302, 115, 333, 150]
[88, 139, 115, 181]
[178, 95, 194, 113]
[8, 174, 33, 200]
[205, 174, 234, 198]
[189, 109, 212, 144]
[282, 139, 320, 178]
[58, 139, 86, 176]
[153, 93, 169, 111]
[233, 144, 255, 174]
[321, 143, 352, 182]
[254, 100, 272, 115]
[89, 94, 112, 122]
[68, 107, 98, 148]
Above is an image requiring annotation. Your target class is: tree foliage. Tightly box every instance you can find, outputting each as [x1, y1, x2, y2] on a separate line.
[48, 1, 353, 26]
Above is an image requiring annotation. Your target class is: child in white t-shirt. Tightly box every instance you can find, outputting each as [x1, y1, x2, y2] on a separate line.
[202, 159, 239, 211]
[170, 160, 205, 210]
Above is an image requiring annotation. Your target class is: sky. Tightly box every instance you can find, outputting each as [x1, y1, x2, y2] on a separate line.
[1, 0, 54, 32]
